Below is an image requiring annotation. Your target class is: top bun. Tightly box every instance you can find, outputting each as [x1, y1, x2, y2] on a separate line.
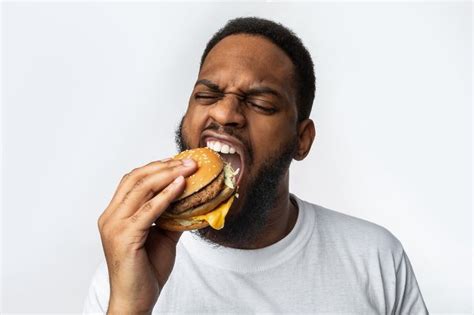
[173, 147, 224, 200]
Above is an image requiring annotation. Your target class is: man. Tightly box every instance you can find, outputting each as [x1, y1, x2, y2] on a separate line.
[84, 17, 428, 314]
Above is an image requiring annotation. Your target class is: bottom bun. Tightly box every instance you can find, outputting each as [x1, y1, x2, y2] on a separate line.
[156, 217, 210, 232]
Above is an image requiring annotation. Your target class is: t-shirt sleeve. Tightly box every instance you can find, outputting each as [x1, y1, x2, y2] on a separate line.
[83, 261, 110, 315]
[393, 251, 429, 314]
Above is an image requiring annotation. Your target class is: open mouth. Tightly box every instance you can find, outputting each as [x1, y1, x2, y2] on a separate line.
[204, 138, 245, 187]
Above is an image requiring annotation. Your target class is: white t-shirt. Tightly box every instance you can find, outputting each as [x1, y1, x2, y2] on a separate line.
[84, 194, 428, 314]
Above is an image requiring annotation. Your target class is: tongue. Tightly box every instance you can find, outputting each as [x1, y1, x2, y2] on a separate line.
[220, 153, 242, 176]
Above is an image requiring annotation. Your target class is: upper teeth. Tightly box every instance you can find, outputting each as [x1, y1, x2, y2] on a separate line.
[207, 140, 237, 154]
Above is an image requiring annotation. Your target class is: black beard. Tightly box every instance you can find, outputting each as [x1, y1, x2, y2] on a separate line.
[174, 116, 297, 248]
[174, 117, 188, 153]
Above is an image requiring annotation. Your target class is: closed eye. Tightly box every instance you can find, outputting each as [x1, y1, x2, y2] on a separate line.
[194, 93, 222, 104]
[194, 92, 277, 114]
[196, 96, 215, 100]
[247, 101, 276, 114]
[195, 94, 219, 99]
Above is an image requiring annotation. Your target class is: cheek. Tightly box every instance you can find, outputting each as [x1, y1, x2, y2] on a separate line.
[247, 116, 296, 162]
[182, 107, 208, 147]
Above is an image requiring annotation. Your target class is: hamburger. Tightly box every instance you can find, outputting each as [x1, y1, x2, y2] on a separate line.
[157, 147, 239, 231]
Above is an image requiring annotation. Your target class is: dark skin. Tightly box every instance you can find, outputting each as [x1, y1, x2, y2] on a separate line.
[181, 34, 316, 249]
[99, 33, 315, 314]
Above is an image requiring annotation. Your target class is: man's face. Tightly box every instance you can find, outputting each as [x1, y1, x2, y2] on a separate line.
[176, 34, 299, 245]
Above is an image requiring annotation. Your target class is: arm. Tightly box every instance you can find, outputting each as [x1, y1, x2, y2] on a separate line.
[88, 158, 197, 314]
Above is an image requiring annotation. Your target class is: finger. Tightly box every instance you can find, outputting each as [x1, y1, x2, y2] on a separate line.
[128, 175, 186, 231]
[109, 158, 183, 209]
[101, 159, 184, 223]
[113, 160, 197, 219]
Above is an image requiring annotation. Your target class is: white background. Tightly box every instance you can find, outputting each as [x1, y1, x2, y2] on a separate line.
[1, 1, 472, 314]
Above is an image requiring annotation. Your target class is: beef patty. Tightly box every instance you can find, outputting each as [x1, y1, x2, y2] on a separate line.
[168, 171, 225, 215]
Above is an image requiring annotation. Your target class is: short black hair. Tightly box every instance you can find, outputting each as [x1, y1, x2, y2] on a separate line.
[200, 17, 316, 122]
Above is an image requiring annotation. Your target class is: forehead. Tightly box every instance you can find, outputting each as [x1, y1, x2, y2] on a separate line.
[199, 34, 295, 91]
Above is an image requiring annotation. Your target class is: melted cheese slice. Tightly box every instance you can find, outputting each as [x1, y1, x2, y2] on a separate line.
[193, 196, 235, 230]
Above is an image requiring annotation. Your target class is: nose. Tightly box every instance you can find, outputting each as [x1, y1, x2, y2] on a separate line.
[208, 93, 246, 128]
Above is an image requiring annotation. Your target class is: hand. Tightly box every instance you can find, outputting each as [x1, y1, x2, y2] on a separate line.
[98, 158, 197, 314]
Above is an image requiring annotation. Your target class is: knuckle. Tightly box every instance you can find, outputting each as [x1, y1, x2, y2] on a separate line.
[159, 157, 172, 163]
[142, 202, 153, 213]
[97, 214, 105, 230]
[130, 214, 139, 223]
[122, 167, 141, 181]
[161, 186, 171, 195]
[125, 168, 140, 181]
[120, 172, 131, 183]
[121, 191, 132, 204]
[167, 159, 183, 167]
[163, 166, 182, 179]
[100, 222, 113, 239]
[146, 160, 161, 167]
[133, 177, 146, 189]
[132, 176, 158, 197]
[160, 185, 175, 199]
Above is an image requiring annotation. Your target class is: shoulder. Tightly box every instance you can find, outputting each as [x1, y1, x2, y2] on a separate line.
[296, 196, 404, 259]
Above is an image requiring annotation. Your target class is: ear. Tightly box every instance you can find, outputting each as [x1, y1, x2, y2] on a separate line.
[294, 119, 316, 161]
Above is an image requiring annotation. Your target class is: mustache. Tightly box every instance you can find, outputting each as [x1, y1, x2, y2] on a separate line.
[203, 122, 244, 143]
[175, 116, 254, 166]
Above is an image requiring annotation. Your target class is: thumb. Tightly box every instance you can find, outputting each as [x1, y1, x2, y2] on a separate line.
[145, 225, 183, 257]
[145, 226, 183, 287]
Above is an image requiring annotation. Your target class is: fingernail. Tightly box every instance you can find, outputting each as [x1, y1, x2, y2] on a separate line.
[161, 157, 172, 162]
[173, 175, 184, 184]
[182, 158, 194, 166]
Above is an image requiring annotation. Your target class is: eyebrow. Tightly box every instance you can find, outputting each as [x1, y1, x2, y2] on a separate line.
[194, 79, 222, 92]
[194, 79, 282, 98]
[246, 86, 281, 98]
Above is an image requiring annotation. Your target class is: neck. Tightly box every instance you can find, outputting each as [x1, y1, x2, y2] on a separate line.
[202, 172, 298, 250]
